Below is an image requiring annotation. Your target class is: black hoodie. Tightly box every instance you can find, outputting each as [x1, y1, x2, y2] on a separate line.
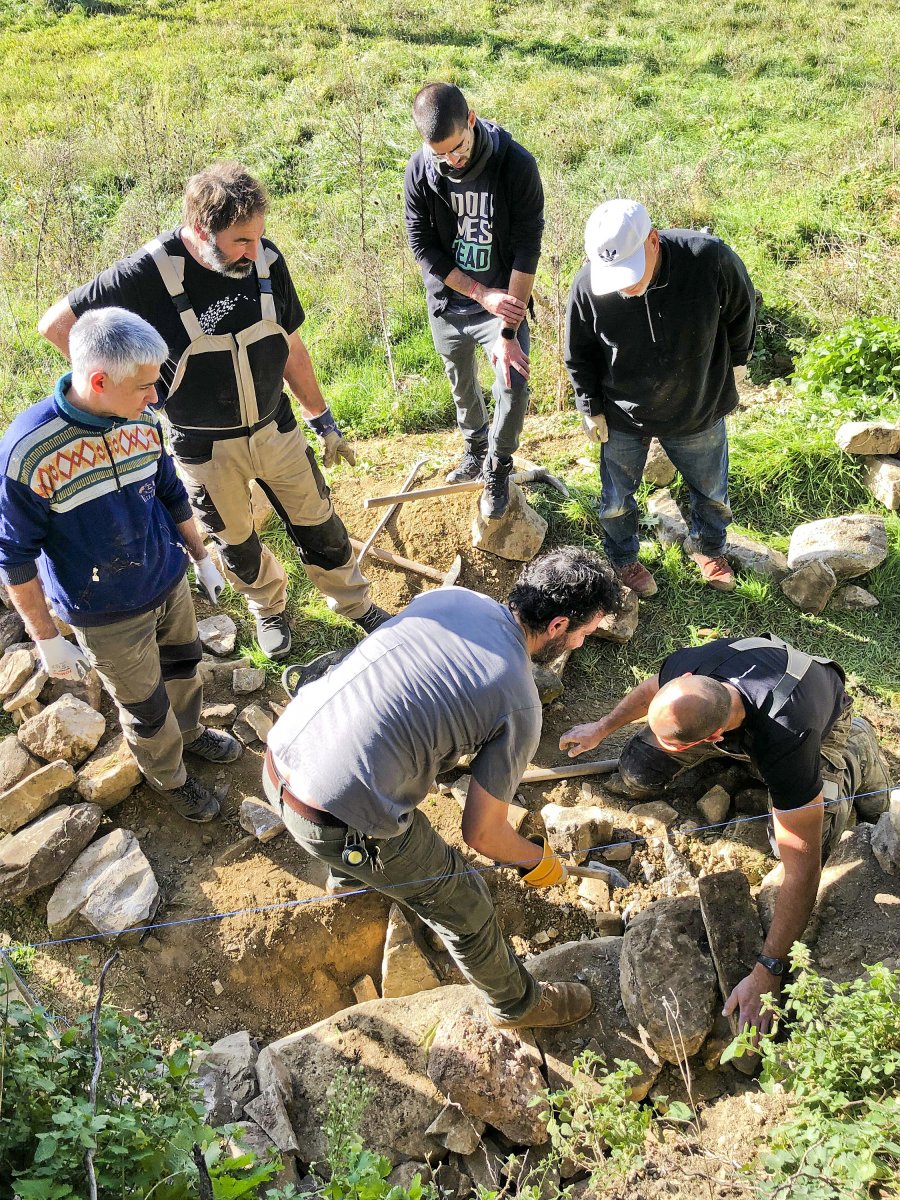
[565, 230, 756, 438]
[404, 120, 544, 318]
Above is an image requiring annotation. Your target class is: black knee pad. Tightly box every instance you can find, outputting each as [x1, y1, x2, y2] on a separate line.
[159, 638, 203, 682]
[618, 731, 680, 797]
[185, 479, 226, 535]
[289, 512, 354, 572]
[122, 677, 170, 739]
[221, 531, 264, 584]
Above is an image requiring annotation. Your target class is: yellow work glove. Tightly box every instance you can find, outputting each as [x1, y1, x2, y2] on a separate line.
[582, 413, 608, 444]
[519, 837, 567, 888]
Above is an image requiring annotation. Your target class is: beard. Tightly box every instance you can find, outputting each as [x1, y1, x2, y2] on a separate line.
[196, 237, 255, 279]
[531, 629, 572, 665]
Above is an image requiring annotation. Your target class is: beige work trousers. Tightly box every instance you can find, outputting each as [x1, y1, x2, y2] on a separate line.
[73, 575, 203, 793]
[178, 421, 370, 620]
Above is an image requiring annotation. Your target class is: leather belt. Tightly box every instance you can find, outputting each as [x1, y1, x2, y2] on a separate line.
[264, 749, 345, 828]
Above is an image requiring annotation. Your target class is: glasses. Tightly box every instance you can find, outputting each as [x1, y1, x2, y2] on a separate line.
[430, 128, 471, 163]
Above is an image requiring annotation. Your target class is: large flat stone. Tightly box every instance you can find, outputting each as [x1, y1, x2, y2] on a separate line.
[541, 803, 614, 865]
[0, 802, 102, 901]
[0, 759, 76, 833]
[592, 587, 639, 645]
[427, 1004, 548, 1145]
[862, 456, 900, 510]
[0, 649, 35, 699]
[3, 669, 48, 713]
[620, 896, 718, 1064]
[471, 483, 547, 562]
[0, 734, 40, 793]
[381, 903, 441, 998]
[75, 734, 142, 808]
[780, 560, 836, 614]
[647, 489, 688, 547]
[17, 694, 106, 766]
[787, 514, 887, 580]
[698, 870, 763, 1039]
[47, 827, 159, 940]
[530, 938, 662, 1100]
[835, 421, 900, 457]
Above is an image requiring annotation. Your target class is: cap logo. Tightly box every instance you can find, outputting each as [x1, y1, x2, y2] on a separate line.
[599, 248, 618, 261]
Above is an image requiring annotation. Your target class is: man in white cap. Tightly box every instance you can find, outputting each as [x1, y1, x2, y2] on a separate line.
[565, 199, 756, 596]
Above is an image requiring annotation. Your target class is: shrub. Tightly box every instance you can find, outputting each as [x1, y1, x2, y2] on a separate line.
[791, 316, 900, 412]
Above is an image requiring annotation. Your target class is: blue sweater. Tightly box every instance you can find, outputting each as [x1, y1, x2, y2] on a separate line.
[0, 376, 194, 627]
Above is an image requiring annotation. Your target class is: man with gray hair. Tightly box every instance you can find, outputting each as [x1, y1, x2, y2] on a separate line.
[39, 161, 387, 661]
[0, 307, 241, 822]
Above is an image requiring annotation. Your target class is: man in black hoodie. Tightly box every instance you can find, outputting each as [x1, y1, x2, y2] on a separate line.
[565, 200, 756, 597]
[404, 84, 544, 518]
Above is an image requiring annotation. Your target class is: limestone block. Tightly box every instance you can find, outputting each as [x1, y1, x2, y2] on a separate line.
[17, 694, 106, 766]
[197, 614, 237, 657]
[239, 798, 285, 842]
[471, 483, 547, 561]
[0, 649, 35, 700]
[244, 1084, 300, 1155]
[593, 586, 639, 645]
[44, 670, 103, 712]
[381, 904, 441, 998]
[75, 734, 142, 808]
[0, 802, 102, 901]
[780, 560, 837, 614]
[0, 609, 25, 653]
[425, 1102, 484, 1155]
[0, 759, 76, 833]
[721, 533, 789, 580]
[0, 735, 40, 793]
[47, 827, 159, 940]
[862, 456, 900, 510]
[541, 802, 614, 865]
[871, 811, 900, 876]
[3, 670, 48, 713]
[647, 488, 688, 547]
[697, 785, 731, 827]
[199, 1031, 260, 1107]
[835, 421, 900, 457]
[831, 584, 879, 611]
[788, 514, 887, 579]
[643, 439, 677, 487]
[233, 703, 274, 746]
[233, 667, 266, 695]
[698, 869, 763, 1057]
[629, 800, 679, 832]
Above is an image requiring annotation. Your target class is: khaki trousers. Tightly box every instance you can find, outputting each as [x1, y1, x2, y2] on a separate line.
[178, 421, 370, 620]
[73, 575, 203, 792]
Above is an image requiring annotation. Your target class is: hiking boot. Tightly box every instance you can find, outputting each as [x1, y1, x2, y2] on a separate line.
[614, 561, 658, 598]
[185, 727, 242, 763]
[691, 552, 736, 592]
[489, 981, 593, 1030]
[446, 430, 488, 483]
[354, 604, 391, 635]
[255, 612, 292, 659]
[281, 648, 353, 698]
[845, 715, 892, 821]
[164, 776, 221, 823]
[325, 871, 363, 897]
[480, 455, 514, 520]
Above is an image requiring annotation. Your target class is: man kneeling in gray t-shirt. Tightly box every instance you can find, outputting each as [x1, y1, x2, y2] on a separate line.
[264, 546, 621, 1030]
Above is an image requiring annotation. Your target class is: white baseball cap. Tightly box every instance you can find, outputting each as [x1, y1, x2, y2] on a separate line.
[585, 199, 652, 296]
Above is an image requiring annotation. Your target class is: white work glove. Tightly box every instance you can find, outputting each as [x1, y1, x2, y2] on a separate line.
[582, 413, 609, 444]
[307, 407, 356, 468]
[733, 364, 748, 385]
[37, 634, 90, 682]
[195, 555, 225, 605]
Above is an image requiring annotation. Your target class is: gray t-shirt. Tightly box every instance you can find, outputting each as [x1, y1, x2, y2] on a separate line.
[268, 589, 542, 838]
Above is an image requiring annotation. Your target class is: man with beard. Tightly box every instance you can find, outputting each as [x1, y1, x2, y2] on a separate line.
[38, 162, 387, 661]
[565, 199, 756, 597]
[404, 83, 544, 519]
[264, 546, 622, 1030]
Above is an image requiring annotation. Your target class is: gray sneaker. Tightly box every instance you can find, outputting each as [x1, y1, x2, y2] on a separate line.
[165, 776, 220, 823]
[353, 604, 391, 635]
[185, 727, 243, 764]
[255, 613, 292, 660]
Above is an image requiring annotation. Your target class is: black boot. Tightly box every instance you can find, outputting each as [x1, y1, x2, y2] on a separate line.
[446, 425, 488, 483]
[480, 455, 514, 519]
[845, 715, 892, 821]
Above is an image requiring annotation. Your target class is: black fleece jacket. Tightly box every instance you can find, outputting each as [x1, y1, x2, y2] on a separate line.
[565, 230, 756, 438]
[404, 121, 544, 318]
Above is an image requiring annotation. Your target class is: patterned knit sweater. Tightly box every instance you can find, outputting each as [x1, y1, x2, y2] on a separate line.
[0, 375, 194, 626]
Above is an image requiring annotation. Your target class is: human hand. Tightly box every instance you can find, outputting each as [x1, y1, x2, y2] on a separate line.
[582, 413, 609, 444]
[321, 428, 356, 468]
[559, 720, 607, 758]
[195, 555, 225, 605]
[723, 967, 780, 1044]
[37, 634, 90, 681]
[478, 289, 527, 323]
[489, 335, 530, 388]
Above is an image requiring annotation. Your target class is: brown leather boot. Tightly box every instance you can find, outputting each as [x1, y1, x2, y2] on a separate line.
[489, 982, 593, 1030]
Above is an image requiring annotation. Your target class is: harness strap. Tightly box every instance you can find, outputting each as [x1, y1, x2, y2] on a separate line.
[144, 238, 205, 341]
[255, 244, 278, 323]
[726, 634, 842, 718]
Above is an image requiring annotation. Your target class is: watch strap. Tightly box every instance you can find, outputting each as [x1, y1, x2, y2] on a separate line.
[756, 953, 784, 976]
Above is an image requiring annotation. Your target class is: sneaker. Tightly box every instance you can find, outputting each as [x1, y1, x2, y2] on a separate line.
[165, 776, 220, 823]
[614, 561, 658, 598]
[255, 612, 292, 659]
[446, 431, 488, 483]
[354, 604, 391, 635]
[489, 981, 593, 1030]
[480, 455, 514, 520]
[185, 727, 243, 764]
[846, 715, 891, 822]
[281, 648, 353, 698]
[691, 552, 736, 592]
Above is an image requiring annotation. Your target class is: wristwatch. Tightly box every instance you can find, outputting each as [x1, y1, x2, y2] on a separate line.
[756, 953, 785, 977]
[500, 327, 515, 340]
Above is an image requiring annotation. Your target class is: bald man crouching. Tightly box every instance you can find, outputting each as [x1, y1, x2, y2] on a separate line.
[559, 634, 891, 1038]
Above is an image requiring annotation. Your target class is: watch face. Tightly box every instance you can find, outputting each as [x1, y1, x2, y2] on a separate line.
[501, 327, 515, 339]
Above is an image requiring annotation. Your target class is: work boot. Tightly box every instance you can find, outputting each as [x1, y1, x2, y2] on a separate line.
[185, 727, 243, 763]
[691, 552, 736, 592]
[446, 428, 488, 483]
[325, 871, 363, 897]
[255, 612, 292, 659]
[845, 715, 892, 821]
[164, 776, 220, 823]
[490, 982, 593, 1030]
[354, 604, 391, 635]
[614, 561, 658, 598]
[281, 648, 353, 698]
[480, 455, 514, 520]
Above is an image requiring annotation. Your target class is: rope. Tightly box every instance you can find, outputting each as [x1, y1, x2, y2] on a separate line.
[5, 784, 893, 955]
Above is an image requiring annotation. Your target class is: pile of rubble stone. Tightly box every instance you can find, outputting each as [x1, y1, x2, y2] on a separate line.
[836, 420, 900, 513]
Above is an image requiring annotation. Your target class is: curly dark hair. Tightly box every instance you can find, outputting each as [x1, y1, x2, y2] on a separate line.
[507, 545, 622, 633]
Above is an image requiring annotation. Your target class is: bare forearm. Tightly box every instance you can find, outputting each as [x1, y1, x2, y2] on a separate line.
[444, 267, 480, 300]
[465, 815, 542, 868]
[598, 676, 659, 737]
[7, 578, 58, 641]
[763, 858, 820, 962]
[176, 518, 209, 563]
[283, 334, 327, 418]
[503, 270, 535, 328]
[38, 298, 77, 359]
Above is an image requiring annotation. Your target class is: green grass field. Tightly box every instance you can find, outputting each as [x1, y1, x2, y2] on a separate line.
[1, 0, 898, 699]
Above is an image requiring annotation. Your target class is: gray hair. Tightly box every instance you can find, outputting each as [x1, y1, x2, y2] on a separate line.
[70, 308, 168, 384]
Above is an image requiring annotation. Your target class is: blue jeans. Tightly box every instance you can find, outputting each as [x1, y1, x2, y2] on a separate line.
[429, 308, 530, 459]
[599, 420, 732, 567]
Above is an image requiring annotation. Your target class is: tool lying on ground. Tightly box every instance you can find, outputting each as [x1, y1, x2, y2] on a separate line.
[363, 466, 569, 509]
[350, 538, 462, 587]
[356, 456, 428, 566]
[520, 759, 619, 784]
[565, 860, 630, 891]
